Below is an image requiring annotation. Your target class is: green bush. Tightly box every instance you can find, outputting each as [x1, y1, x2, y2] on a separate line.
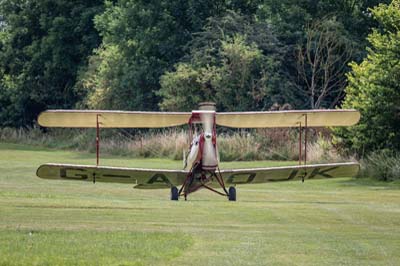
[333, 1, 400, 154]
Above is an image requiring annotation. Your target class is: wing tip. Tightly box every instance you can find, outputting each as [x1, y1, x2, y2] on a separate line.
[352, 110, 361, 125]
[37, 111, 48, 127]
[36, 164, 48, 179]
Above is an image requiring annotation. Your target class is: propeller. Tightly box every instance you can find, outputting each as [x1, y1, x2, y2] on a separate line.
[200, 111, 218, 170]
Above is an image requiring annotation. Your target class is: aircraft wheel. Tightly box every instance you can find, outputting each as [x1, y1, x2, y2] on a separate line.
[228, 186, 236, 201]
[171, 186, 179, 201]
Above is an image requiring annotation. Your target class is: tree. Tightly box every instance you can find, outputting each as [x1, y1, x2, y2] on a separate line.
[295, 18, 353, 109]
[158, 12, 292, 112]
[257, 0, 391, 109]
[77, 0, 261, 111]
[258, 0, 391, 48]
[0, 0, 104, 127]
[334, 0, 400, 154]
[159, 35, 271, 111]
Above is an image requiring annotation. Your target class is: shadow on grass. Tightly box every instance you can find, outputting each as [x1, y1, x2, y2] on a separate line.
[169, 198, 357, 205]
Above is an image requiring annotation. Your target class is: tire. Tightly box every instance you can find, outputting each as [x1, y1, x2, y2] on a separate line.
[171, 186, 179, 201]
[228, 186, 236, 201]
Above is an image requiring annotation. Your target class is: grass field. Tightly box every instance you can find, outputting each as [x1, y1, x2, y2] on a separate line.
[1, 143, 400, 265]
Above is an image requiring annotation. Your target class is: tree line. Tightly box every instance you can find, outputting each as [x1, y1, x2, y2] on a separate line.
[0, 0, 399, 154]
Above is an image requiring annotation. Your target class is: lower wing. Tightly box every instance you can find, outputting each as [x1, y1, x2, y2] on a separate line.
[220, 162, 359, 185]
[37, 162, 359, 188]
[36, 163, 187, 189]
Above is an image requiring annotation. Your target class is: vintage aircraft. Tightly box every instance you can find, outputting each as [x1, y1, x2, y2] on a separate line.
[36, 102, 360, 201]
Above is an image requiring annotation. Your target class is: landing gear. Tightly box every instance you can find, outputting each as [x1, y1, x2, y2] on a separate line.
[228, 186, 236, 201]
[171, 186, 179, 201]
[175, 167, 237, 201]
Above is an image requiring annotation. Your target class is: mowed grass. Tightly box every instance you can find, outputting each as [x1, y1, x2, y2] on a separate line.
[0, 143, 400, 265]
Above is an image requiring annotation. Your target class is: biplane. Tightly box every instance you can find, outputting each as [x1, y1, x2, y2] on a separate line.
[36, 102, 360, 201]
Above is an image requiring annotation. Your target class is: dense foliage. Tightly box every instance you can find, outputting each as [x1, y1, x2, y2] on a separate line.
[334, 0, 400, 154]
[76, 0, 260, 110]
[0, 0, 104, 126]
[158, 12, 291, 111]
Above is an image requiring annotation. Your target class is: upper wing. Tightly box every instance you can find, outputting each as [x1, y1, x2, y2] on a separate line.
[220, 162, 359, 185]
[37, 163, 187, 189]
[216, 109, 360, 128]
[38, 110, 191, 128]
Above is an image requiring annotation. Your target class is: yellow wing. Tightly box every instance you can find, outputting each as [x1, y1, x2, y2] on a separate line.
[220, 162, 359, 184]
[216, 109, 360, 128]
[37, 162, 359, 189]
[37, 163, 187, 189]
[38, 110, 191, 128]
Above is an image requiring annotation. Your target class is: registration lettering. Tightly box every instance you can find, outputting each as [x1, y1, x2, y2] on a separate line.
[307, 166, 338, 179]
[60, 168, 88, 180]
[227, 173, 256, 184]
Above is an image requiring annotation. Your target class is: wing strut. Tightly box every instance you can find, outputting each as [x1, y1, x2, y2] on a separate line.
[93, 114, 101, 184]
[304, 114, 308, 181]
[305, 114, 308, 169]
[299, 121, 302, 166]
[96, 114, 100, 167]
[298, 114, 309, 182]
